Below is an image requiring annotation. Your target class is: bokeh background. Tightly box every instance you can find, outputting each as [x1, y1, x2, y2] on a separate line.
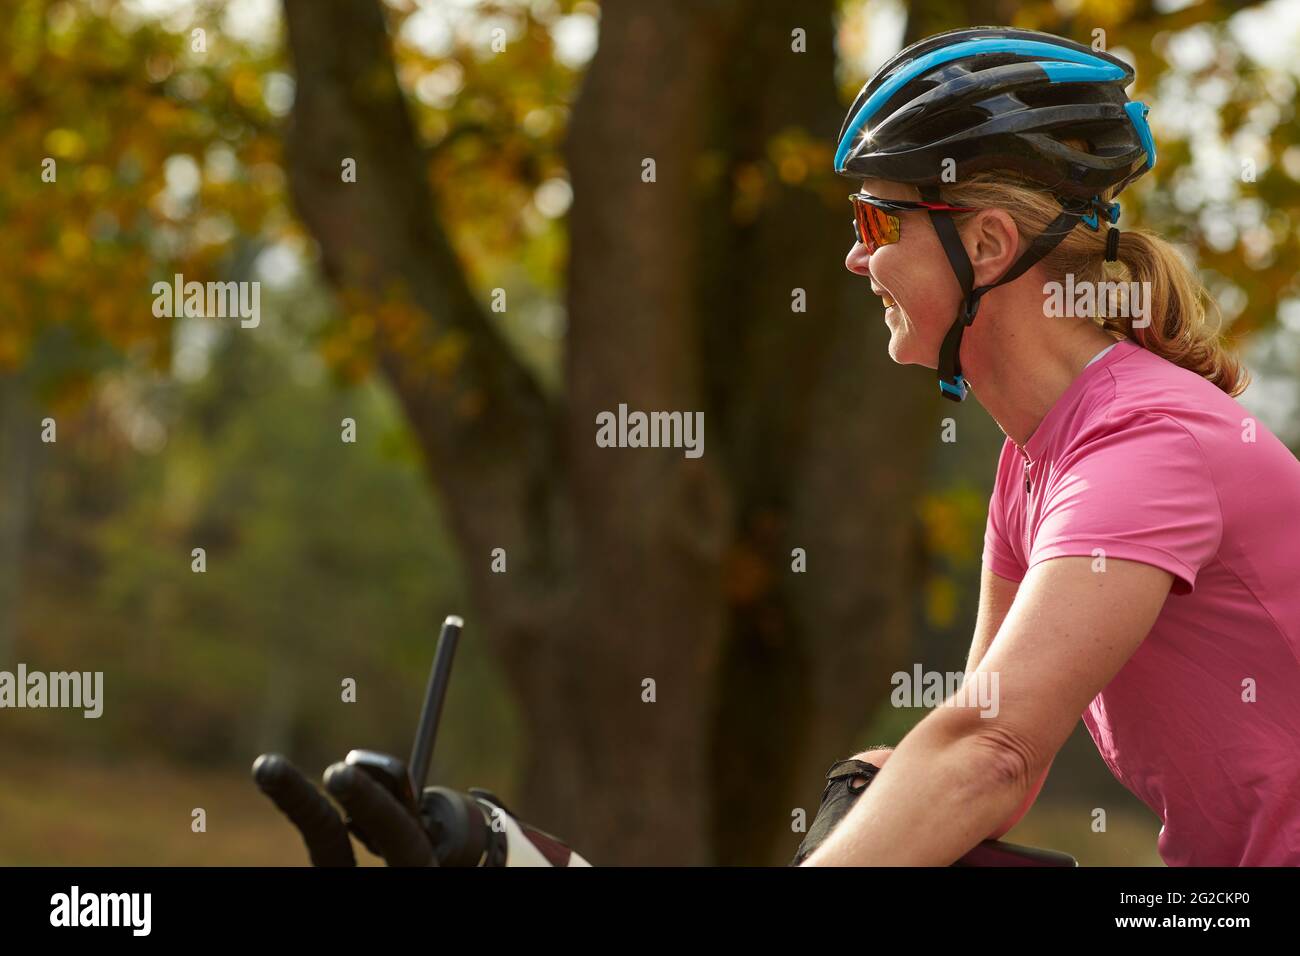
[2, 0, 1298, 866]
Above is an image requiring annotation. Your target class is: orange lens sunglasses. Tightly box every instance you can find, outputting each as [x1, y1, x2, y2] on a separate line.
[849, 193, 978, 253]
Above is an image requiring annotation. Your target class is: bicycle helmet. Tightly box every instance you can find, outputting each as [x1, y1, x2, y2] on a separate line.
[835, 26, 1157, 401]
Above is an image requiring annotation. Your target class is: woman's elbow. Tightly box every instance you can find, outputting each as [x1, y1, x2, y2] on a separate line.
[986, 757, 1053, 839]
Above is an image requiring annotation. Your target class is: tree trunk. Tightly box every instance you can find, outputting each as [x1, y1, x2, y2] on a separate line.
[0, 372, 37, 665]
[681, 0, 936, 863]
[281, 0, 931, 864]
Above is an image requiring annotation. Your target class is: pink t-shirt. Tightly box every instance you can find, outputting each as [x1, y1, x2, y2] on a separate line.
[982, 338, 1300, 866]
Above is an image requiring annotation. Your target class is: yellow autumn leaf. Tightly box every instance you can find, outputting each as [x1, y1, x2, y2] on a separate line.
[43, 128, 86, 160]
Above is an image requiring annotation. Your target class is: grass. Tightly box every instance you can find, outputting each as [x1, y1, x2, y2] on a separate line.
[0, 750, 384, 866]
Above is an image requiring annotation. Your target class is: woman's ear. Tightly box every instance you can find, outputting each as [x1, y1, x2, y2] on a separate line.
[964, 209, 1021, 287]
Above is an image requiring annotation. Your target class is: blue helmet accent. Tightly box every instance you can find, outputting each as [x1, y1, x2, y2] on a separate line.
[1124, 101, 1157, 170]
[835, 38, 1129, 173]
[1076, 194, 1122, 231]
[1038, 61, 1127, 83]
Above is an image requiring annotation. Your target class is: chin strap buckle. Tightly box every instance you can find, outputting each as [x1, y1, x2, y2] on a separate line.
[939, 374, 969, 402]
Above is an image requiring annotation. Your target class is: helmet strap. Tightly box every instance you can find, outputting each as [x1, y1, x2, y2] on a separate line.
[919, 186, 1089, 402]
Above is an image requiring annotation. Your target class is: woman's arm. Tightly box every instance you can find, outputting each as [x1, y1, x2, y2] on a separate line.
[965, 564, 1019, 674]
[802, 555, 1172, 866]
[965, 565, 1049, 839]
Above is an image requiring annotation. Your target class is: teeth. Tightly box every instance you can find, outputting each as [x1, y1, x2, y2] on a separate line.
[882, 294, 896, 308]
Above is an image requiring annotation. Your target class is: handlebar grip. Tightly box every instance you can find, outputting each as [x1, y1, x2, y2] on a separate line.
[324, 763, 436, 867]
[252, 753, 356, 867]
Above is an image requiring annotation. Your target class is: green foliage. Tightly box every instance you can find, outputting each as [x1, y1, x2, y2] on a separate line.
[15, 286, 515, 788]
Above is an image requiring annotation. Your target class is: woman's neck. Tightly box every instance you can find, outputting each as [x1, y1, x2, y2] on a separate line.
[963, 287, 1121, 450]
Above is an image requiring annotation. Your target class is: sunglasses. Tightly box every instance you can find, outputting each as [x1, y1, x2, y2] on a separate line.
[849, 193, 978, 253]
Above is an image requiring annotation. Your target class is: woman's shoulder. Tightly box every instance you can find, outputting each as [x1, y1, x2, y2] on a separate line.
[1078, 349, 1300, 488]
[1104, 342, 1241, 409]
[1093, 344, 1254, 443]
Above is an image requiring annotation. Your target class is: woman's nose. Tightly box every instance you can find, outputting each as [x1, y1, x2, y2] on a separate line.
[845, 242, 872, 276]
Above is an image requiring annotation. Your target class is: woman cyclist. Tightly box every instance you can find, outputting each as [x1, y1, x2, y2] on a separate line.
[800, 27, 1300, 866]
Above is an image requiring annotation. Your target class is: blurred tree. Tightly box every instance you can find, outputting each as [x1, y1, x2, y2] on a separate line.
[0, 376, 37, 664]
[15, 297, 508, 784]
[0, 0, 285, 664]
[281, 0, 933, 865]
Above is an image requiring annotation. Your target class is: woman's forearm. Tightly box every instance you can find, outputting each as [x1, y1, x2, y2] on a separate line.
[801, 713, 1035, 866]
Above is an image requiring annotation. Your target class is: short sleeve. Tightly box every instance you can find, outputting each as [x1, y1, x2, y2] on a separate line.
[1027, 413, 1223, 594]
[983, 439, 1027, 582]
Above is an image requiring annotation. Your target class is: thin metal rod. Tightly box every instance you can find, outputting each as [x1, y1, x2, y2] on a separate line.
[409, 615, 462, 794]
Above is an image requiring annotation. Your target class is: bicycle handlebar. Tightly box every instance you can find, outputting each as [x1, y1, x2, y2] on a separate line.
[252, 613, 1073, 868]
[323, 762, 436, 866]
[253, 753, 356, 867]
[955, 839, 1077, 867]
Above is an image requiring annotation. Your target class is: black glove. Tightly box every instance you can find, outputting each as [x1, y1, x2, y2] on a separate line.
[790, 756, 1080, 867]
[789, 757, 881, 865]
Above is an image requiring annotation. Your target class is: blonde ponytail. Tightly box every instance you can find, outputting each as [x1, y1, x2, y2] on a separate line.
[1105, 228, 1248, 396]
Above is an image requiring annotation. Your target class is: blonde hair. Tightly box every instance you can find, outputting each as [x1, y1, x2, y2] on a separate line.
[933, 171, 1249, 397]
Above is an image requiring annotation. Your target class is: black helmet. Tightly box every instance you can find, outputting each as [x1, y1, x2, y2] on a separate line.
[836, 26, 1156, 200]
[836, 27, 1157, 402]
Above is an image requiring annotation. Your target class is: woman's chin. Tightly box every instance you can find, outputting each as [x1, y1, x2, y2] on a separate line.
[886, 336, 914, 366]
[884, 317, 915, 363]
[885, 328, 937, 370]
